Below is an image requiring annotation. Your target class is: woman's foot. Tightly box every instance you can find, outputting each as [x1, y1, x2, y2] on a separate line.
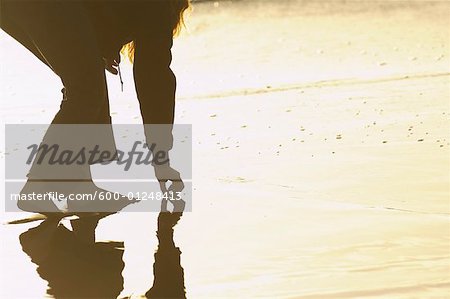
[19, 179, 138, 214]
[18, 180, 62, 214]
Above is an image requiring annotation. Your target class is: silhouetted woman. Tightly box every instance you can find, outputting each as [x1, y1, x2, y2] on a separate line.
[0, 0, 189, 214]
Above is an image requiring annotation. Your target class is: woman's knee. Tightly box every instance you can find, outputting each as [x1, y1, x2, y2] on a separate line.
[62, 67, 107, 102]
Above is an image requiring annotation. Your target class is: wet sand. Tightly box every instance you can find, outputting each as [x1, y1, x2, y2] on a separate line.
[1, 0, 449, 298]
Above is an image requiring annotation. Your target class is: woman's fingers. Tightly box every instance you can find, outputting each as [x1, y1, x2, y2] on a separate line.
[159, 181, 168, 193]
[168, 180, 184, 193]
[103, 58, 118, 74]
[106, 65, 118, 75]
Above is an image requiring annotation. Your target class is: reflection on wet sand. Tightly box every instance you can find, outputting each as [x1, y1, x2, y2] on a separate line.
[19, 218, 125, 298]
[146, 212, 186, 299]
[18, 211, 186, 298]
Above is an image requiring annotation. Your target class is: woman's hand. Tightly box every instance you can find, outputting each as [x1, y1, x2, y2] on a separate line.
[156, 164, 185, 213]
[103, 53, 120, 75]
[154, 164, 184, 194]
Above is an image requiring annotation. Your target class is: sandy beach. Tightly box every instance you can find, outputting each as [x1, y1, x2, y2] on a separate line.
[1, 0, 449, 298]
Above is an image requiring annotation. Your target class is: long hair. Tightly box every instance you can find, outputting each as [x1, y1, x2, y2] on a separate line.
[170, 0, 191, 36]
[121, 0, 191, 63]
